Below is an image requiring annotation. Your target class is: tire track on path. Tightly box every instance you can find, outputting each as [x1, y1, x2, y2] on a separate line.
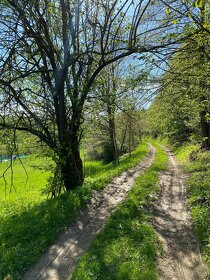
[154, 147, 207, 280]
[23, 143, 156, 280]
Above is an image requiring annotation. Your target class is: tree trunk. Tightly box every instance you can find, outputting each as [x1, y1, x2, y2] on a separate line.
[62, 152, 83, 191]
[107, 64, 119, 163]
[55, 74, 84, 191]
[107, 104, 119, 163]
[60, 137, 83, 191]
[120, 124, 128, 155]
[128, 118, 132, 157]
[200, 110, 210, 150]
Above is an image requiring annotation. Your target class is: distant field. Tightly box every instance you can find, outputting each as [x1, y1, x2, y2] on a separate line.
[0, 143, 148, 279]
[0, 156, 51, 216]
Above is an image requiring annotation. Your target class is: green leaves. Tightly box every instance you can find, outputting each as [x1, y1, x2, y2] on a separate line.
[172, 19, 179, 25]
[195, 0, 206, 8]
[165, 7, 171, 15]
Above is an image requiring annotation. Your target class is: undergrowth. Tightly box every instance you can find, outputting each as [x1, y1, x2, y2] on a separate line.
[0, 143, 148, 279]
[70, 143, 167, 280]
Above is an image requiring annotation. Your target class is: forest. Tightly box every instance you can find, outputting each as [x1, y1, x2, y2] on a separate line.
[0, 0, 209, 279]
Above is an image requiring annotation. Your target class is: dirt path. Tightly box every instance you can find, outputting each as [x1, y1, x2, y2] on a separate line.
[154, 148, 207, 280]
[23, 144, 155, 280]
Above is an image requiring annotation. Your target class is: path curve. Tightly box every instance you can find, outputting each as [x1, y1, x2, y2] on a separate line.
[23, 144, 156, 280]
[154, 147, 207, 280]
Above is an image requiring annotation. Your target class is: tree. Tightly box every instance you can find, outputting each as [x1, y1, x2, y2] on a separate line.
[0, 0, 189, 191]
[146, 81, 200, 145]
[159, 0, 210, 148]
[84, 62, 149, 163]
[144, 30, 210, 146]
[91, 64, 120, 163]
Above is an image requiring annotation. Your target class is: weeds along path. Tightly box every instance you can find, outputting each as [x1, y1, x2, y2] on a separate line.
[23, 144, 156, 280]
[154, 147, 207, 280]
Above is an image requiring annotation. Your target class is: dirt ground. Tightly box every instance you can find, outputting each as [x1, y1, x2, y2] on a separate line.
[154, 148, 207, 280]
[23, 144, 155, 280]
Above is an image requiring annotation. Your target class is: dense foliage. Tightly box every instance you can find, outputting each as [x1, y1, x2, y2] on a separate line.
[145, 1, 210, 148]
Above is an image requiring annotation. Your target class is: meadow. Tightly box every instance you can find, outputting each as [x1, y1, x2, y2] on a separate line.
[0, 143, 148, 279]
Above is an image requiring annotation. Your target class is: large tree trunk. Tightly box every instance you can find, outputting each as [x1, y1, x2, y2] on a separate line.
[55, 73, 84, 191]
[59, 130, 83, 191]
[61, 148, 83, 191]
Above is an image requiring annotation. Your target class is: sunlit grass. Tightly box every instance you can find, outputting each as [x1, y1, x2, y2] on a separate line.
[0, 156, 51, 217]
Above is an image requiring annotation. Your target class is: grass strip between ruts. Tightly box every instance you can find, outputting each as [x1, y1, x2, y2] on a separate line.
[71, 143, 168, 280]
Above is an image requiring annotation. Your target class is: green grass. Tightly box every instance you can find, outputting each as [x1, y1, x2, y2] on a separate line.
[70, 143, 167, 280]
[84, 143, 151, 190]
[0, 155, 51, 214]
[174, 145, 210, 276]
[0, 143, 148, 280]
